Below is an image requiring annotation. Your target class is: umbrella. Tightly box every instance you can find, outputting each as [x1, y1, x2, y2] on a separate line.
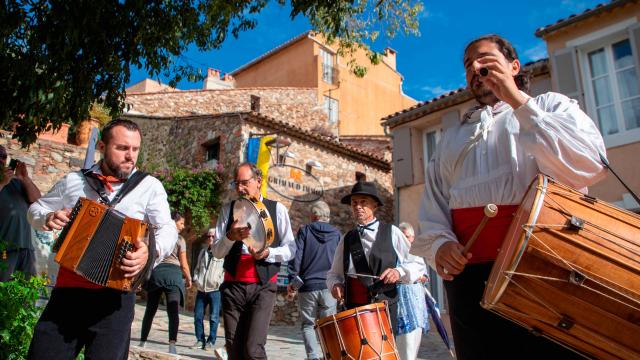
[424, 287, 455, 357]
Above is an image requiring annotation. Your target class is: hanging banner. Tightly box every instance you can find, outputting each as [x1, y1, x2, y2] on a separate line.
[256, 136, 272, 198]
[245, 137, 261, 165]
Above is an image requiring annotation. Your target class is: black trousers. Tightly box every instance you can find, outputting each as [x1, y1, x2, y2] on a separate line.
[444, 263, 586, 360]
[140, 286, 181, 342]
[221, 281, 277, 360]
[28, 287, 135, 360]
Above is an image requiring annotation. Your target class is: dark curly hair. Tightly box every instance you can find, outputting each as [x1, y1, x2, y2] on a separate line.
[464, 34, 530, 93]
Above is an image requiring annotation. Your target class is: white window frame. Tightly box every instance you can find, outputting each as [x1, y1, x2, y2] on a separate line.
[323, 96, 339, 124]
[579, 30, 640, 148]
[422, 126, 441, 179]
[320, 47, 335, 84]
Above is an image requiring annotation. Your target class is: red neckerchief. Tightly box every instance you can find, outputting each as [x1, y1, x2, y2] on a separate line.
[91, 173, 125, 193]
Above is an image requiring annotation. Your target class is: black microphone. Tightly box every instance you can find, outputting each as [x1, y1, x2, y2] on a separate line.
[479, 68, 489, 76]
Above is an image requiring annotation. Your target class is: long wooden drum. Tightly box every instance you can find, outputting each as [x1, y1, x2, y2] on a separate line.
[482, 175, 640, 359]
[315, 303, 399, 360]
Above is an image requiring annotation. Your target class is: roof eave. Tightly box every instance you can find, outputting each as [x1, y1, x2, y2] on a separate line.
[535, 0, 635, 38]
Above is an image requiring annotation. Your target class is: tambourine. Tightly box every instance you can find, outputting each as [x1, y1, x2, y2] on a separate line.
[232, 196, 275, 252]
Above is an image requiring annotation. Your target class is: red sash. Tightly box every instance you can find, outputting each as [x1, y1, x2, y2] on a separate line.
[55, 267, 104, 289]
[346, 277, 369, 305]
[451, 205, 519, 264]
[223, 254, 277, 283]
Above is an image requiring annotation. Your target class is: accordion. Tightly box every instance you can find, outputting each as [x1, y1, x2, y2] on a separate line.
[52, 197, 155, 291]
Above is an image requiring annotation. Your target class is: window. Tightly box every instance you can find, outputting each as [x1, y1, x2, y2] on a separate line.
[584, 38, 640, 141]
[323, 96, 339, 124]
[203, 138, 220, 168]
[424, 128, 441, 166]
[320, 48, 335, 84]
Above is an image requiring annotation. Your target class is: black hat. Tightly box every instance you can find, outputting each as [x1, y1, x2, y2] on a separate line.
[340, 181, 384, 206]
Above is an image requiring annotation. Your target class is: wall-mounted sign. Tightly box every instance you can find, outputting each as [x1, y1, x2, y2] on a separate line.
[267, 164, 324, 202]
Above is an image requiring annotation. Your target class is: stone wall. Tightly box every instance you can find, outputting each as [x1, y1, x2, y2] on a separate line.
[125, 88, 334, 135]
[0, 131, 96, 194]
[130, 114, 393, 234]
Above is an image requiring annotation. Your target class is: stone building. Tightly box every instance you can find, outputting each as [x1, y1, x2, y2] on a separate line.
[123, 110, 393, 323]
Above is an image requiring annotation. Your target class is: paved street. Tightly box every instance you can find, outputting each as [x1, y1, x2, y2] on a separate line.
[129, 302, 454, 359]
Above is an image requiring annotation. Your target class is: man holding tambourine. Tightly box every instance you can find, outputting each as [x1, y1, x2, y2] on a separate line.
[213, 162, 295, 360]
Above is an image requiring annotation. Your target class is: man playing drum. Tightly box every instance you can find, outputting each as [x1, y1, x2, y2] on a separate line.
[213, 162, 295, 360]
[411, 34, 607, 359]
[327, 181, 426, 342]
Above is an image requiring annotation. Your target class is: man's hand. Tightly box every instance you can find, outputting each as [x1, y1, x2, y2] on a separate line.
[225, 220, 251, 241]
[331, 283, 344, 301]
[14, 161, 28, 181]
[435, 241, 471, 281]
[44, 209, 72, 231]
[379, 268, 401, 284]
[184, 277, 192, 289]
[121, 239, 149, 278]
[248, 246, 269, 260]
[473, 55, 528, 109]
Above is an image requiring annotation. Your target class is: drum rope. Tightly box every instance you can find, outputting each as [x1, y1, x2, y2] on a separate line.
[520, 229, 640, 310]
[506, 275, 564, 318]
[356, 307, 377, 359]
[330, 313, 355, 360]
[543, 195, 640, 255]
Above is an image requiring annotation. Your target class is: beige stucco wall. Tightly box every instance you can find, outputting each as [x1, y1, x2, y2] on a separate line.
[588, 141, 640, 206]
[543, 3, 640, 54]
[540, 3, 640, 210]
[232, 34, 416, 137]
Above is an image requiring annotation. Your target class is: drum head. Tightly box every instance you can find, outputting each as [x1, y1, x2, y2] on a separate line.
[232, 198, 267, 251]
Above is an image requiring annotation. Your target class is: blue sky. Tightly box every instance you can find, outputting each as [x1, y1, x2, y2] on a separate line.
[128, 0, 606, 102]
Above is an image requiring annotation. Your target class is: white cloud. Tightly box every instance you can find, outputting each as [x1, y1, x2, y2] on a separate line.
[523, 42, 548, 62]
[420, 84, 457, 99]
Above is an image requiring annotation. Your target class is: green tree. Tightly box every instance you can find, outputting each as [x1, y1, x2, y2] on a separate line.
[1, 0, 422, 147]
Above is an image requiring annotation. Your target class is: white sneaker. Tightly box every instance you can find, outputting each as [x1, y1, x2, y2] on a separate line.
[168, 343, 177, 354]
[214, 347, 228, 360]
[191, 340, 205, 349]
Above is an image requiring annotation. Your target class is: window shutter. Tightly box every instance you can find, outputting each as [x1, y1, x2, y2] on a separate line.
[441, 110, 460, 130]
[392, 126, 413, 187]
[628, 24, 640, 85]
[551, 47, 585, 110]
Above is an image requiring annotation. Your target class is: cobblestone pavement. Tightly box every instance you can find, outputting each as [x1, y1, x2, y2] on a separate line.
[129, 302, 454, 360]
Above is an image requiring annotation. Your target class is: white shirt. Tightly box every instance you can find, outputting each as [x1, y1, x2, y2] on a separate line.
[326, 220, 427, 291]
[412, 92, 607, 269]
[213, 198, 295, 263]
[27, 163, 178, 263]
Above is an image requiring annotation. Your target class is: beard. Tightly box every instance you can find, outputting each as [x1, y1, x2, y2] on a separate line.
[103, 156, 134, 179]
[469, 77, 499, 106]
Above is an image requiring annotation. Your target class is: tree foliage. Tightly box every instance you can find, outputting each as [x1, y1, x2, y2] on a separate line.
[1, 0, 422, 147]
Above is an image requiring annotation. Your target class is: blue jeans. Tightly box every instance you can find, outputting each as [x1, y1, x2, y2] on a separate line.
[194, 290, 221, 344]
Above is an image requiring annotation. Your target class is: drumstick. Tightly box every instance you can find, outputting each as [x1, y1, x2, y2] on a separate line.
[462, 204, 498, 255]
[346, 273, 381, 280]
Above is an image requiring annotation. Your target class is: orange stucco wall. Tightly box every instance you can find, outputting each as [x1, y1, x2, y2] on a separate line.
[233, 37, 318, 88]
[232, 34, 416, 136]
[543, 3, 640, 54]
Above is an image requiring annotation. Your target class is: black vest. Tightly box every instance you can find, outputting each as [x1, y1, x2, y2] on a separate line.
[222, 198, 281, 284]
[343, 222, 398, 304]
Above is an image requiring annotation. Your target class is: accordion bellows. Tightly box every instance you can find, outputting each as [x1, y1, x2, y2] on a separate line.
[53, 197, 152, 291]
